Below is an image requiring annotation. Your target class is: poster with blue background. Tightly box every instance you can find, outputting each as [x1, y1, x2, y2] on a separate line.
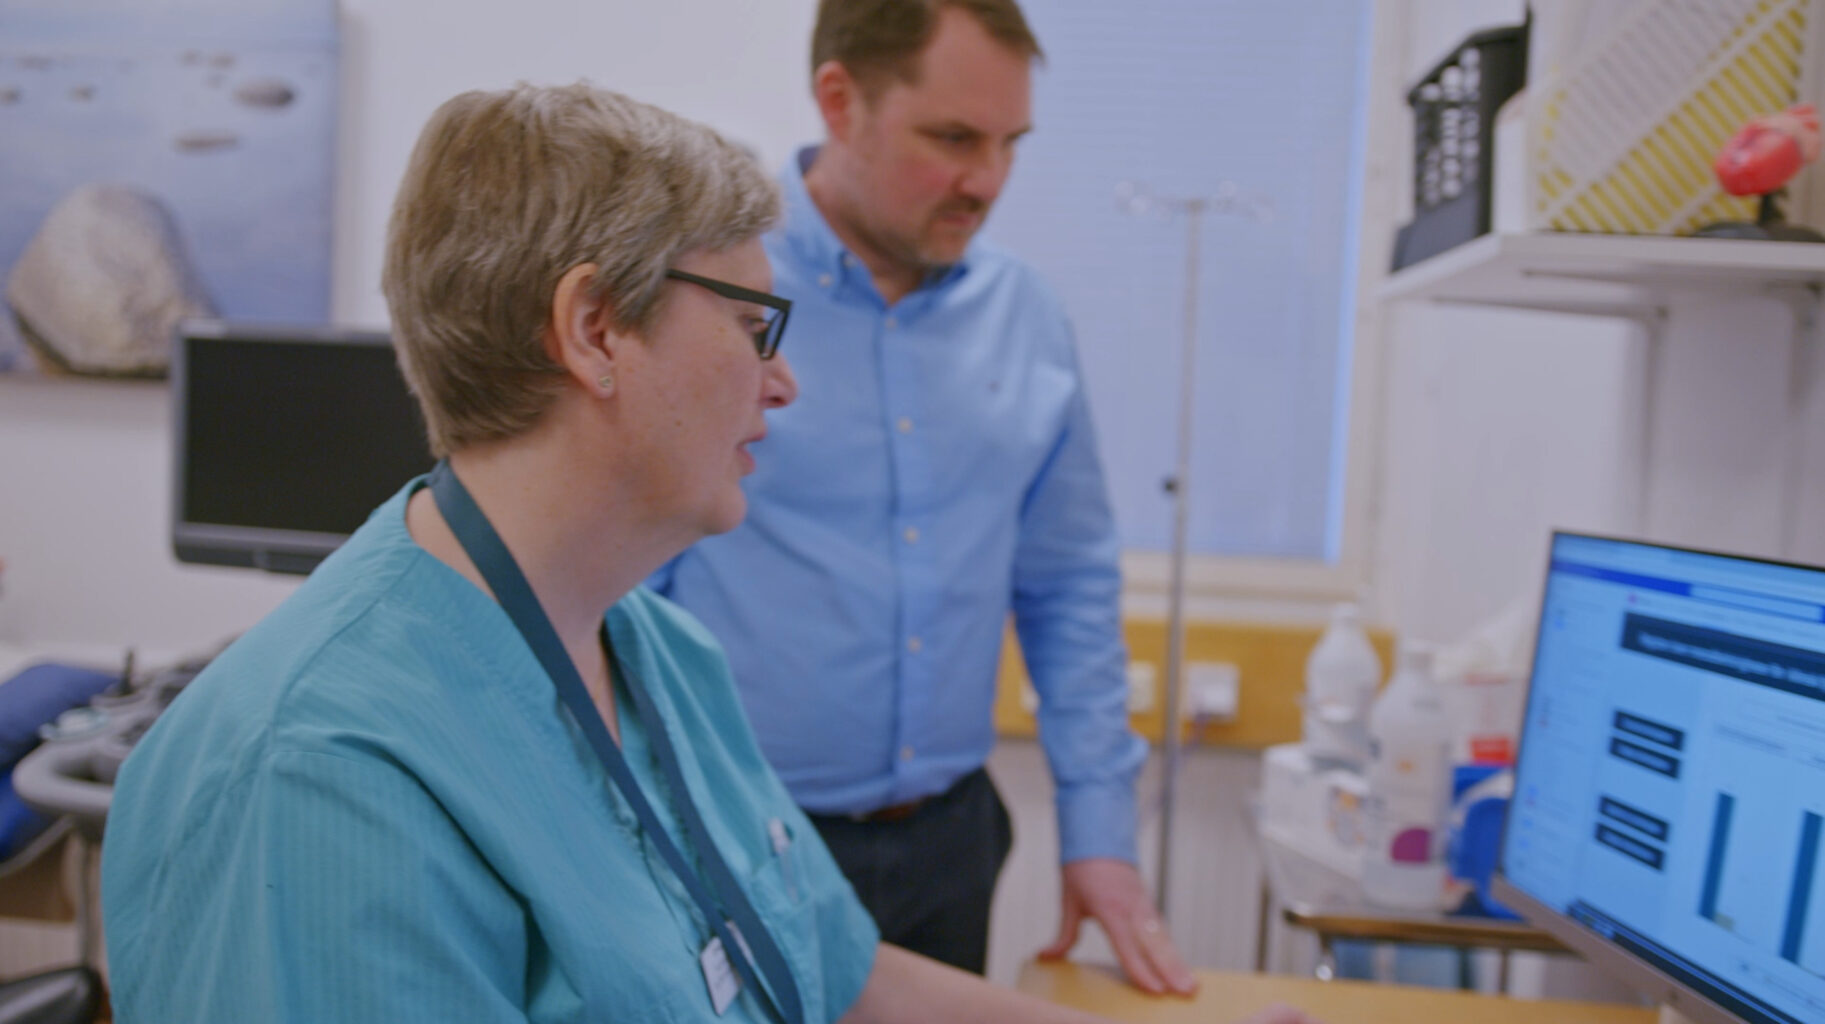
[0, 0, 336, 377]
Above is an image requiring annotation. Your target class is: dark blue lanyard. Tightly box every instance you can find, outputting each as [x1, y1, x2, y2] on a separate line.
[428, 462, 804, 1024]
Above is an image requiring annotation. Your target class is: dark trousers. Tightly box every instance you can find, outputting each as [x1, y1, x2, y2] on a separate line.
[806, 768, 1014, 974]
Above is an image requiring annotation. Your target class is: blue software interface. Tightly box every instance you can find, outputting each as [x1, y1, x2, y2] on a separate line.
[1502, 534, 1825, 1024]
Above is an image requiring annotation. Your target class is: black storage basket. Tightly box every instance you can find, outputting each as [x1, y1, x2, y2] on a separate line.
[1390, 22, 1529, 271]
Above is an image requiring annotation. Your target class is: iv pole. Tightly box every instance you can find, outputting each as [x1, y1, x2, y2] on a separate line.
[1115, 180, 1268, 919]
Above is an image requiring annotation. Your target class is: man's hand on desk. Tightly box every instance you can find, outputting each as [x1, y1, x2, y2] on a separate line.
[1038, 858, 1199, 997]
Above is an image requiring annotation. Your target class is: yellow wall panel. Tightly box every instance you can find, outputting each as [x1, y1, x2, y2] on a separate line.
[994, 619, 1398, 751]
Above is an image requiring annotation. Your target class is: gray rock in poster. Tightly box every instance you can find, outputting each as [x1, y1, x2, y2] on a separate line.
[5, 183, 215, 377]
[174, 130, 239, 153]
[0, 316, 22, 373]
[233, 77, 293, 108]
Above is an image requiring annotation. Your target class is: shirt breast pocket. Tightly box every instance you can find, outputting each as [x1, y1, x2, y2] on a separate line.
[737, 815, 829, 1019]
[747, 816, 807, 911]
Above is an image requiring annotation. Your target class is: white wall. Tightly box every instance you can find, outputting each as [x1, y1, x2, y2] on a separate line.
[0, 376, 297, 651]
[329, 0, 823, 330]
[1368, 304, 1647, 643]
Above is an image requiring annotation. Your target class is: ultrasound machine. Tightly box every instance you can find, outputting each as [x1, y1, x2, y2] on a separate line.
[6, 319, 433, 1021]
[1496, 532, 1825, 1024]
[16, 317, 434, 823]
[16, 318, 435, 827]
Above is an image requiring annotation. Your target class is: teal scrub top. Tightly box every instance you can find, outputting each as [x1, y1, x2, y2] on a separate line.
[101, 481, 880, 1023]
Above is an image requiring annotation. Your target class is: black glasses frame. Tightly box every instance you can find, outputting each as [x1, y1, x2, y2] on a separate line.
[664, 269, 792, 360]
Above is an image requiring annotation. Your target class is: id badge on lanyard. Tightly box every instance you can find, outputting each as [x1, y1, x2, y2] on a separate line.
[701, 921, 757, 1015]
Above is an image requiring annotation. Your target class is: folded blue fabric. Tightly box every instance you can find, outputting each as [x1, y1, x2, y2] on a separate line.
[0, 663, 119, 773]
[0, 770, 52, 863]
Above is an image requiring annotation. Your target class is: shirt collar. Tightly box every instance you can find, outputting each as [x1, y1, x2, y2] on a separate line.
[778, 145, 972, 298]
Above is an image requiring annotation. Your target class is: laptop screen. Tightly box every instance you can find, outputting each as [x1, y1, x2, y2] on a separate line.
[1501, 532, 1825, 1024]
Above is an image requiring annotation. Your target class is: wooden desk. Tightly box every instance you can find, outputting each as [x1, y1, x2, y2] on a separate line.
[1018, 961, 1657, 1024]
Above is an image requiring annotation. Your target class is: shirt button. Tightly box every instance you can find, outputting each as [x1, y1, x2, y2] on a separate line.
[900, 746, 915, 762]
[818, 273, 833, 288]
[884, 316, 898, 329]
[842, 254, 855, 267]
[903, 526, 920, 544]
[907, 636, 923, 653]
[897, 417, 913, 434]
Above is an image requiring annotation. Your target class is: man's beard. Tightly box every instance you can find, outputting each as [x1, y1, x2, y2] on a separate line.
[911, 197, 988, 265]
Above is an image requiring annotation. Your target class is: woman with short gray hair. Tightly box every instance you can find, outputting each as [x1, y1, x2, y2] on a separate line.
[384, 82, 782, 455]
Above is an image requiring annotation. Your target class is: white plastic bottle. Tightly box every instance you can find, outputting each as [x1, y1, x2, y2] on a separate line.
[1302, 603, 1383, 769]
[1361, 641, 1452, 910]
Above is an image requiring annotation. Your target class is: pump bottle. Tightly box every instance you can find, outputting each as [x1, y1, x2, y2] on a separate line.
[1361, 641, 1452, 910]
[1302, 603, 1382, 768]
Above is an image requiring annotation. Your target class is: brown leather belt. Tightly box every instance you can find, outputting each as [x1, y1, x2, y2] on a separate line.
[851, 797, 929, 823]
[823, 767, 991, 825]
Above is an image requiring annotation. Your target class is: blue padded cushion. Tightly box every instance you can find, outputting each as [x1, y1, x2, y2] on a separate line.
[0, 662, 118, 772]
[0, 770, 52, 863]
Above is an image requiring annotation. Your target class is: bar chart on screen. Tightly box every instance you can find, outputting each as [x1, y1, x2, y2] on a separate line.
[1693, 792, 1825, 971]
[1689, 725, 1825, 980]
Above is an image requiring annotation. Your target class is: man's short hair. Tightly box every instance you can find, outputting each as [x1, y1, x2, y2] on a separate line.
[810, 0, 1043, 97]
[382, 82, 779, 457]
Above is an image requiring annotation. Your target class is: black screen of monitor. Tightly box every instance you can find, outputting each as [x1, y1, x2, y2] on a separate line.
[173, 322, 433, 574]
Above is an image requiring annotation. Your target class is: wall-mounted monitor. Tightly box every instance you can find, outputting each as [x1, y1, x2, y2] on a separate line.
[1494, 532, 1825, 1024]
[171, 319, 433, 575]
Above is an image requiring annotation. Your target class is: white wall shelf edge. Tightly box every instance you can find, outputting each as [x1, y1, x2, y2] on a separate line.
[1378, 232, 1825, 316]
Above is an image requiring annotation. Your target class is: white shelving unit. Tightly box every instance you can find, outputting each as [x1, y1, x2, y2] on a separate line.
[1377, 231, 1825, 563]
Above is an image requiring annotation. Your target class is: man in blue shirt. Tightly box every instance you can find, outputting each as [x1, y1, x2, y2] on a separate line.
[654, 0, 1196, 995]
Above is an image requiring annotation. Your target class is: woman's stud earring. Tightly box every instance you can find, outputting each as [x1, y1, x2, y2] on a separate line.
[597, 373, 614, 394]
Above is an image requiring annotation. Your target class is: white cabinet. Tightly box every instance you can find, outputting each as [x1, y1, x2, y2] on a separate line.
[1379, 232, 1825, 568]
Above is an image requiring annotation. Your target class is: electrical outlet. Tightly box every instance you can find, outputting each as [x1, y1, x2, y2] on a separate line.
[1185, 661, 1240, 721]
[1126, 661, 1157, 714]
[1022, 662, 1158, 716]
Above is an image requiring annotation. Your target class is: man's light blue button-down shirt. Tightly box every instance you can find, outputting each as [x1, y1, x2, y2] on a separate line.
[653, 148, 1145, 866]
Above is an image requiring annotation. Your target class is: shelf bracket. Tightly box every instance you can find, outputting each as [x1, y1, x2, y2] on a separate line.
[1432, 296, 1666, 325]
[1768, 284, 1822, 560]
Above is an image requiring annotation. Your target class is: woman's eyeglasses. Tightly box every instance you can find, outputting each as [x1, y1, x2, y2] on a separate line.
[664, 269, 791, 359]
